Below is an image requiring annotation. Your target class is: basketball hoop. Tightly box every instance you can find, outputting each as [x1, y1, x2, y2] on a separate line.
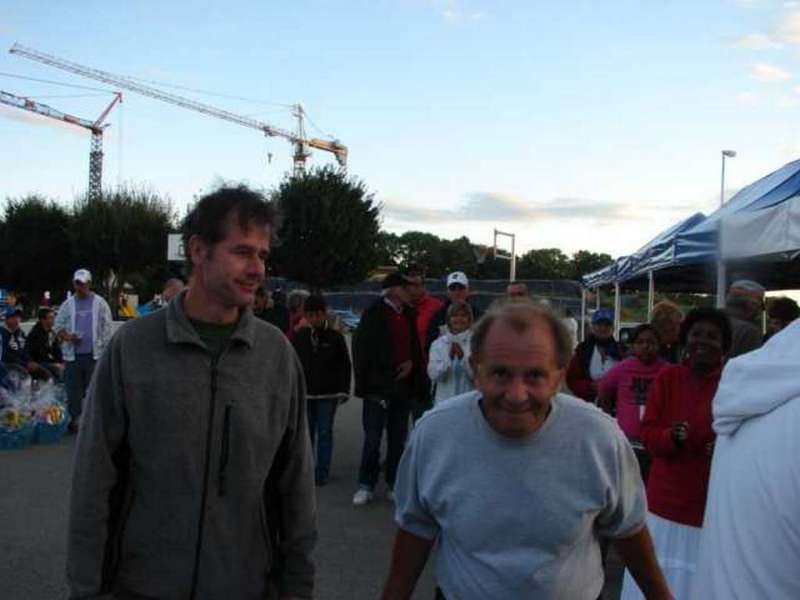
[472, 244, 492, 265]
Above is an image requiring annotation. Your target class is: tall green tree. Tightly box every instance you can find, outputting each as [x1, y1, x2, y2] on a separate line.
[569, 250, 614, 280]
[71, 185, 175, 302]
[517, 248, 571, 279]
[271, 166, 381, 290]
[0, 195, 73, 302]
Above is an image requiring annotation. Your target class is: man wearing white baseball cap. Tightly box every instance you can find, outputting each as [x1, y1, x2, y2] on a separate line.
[424, 271, 481, 352]
[54, 268, 113, 433]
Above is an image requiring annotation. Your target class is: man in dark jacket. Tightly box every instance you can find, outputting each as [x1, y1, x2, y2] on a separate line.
[566, 308, 623, 403]
[352, 271, 424, 506]
[425, 271, 482, 352]
[25, 306, 64, 380]
[292, 294, 352, 486]
[725, 279, 765, 358]
[67, 186, 316, 600]
[1, 305, 48, 379]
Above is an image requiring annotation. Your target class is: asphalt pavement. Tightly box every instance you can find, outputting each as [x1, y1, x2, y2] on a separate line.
[0, 395, 436, 600]
[1, 395, 622, 599]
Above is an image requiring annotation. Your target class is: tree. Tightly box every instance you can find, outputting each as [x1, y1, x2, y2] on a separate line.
[517, 248, 571, 280]
[0, 195, 74, 303]
[375, 231, 403, 266]
[271, 166, 381, 290]
[71, 185, 175, 303]
[569, 250, 614, 280]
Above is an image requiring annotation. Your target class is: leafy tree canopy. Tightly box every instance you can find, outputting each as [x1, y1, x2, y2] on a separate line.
[0, 194, 73, 301]
[271, 166, 381, 290]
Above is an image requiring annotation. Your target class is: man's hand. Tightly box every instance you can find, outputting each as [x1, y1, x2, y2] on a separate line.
[395, 360, 412, 381]
[449, 342, 464, 360]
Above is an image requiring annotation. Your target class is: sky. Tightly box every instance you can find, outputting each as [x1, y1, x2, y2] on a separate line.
[2, 0, 800, 261]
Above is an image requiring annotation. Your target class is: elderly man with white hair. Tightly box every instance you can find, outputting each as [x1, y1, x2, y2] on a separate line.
[382, 300, 672, 600]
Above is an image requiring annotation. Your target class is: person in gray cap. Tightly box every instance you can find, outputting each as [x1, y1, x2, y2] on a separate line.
[54, 268, 113, 432]
[725, 279, 765, 358]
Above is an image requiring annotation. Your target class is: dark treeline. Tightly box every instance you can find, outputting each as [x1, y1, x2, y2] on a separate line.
[2, 167, 613, 312]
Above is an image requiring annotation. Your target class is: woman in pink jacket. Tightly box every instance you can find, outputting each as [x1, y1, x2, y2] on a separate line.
[598, 324, 667, 482]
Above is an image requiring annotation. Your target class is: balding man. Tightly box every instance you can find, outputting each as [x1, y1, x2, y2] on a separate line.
[382, 300, 671, 600]
[725, 279, 764, 358]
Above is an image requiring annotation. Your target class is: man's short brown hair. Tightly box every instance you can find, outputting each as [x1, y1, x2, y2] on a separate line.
[180, 185, 279, 275]
[470, 299, 573, 369]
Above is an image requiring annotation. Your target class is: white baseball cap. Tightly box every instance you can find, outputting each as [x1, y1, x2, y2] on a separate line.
[446, 271, 469, 288]
[73, 268, 92, 284]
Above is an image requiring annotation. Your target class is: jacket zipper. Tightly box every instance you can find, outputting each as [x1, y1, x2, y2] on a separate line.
[189, 358, 219, 600]
[218, 402, 232, 497]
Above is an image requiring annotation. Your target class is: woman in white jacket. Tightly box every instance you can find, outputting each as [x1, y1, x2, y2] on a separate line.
[427, 301, 474, 404]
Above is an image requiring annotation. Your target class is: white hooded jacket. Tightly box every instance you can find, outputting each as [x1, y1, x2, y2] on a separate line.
[427, 328, 474, 404]
[691, 319, 800, 599]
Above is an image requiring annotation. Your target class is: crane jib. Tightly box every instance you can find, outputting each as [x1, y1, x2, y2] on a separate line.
[10, 43, 348, 171]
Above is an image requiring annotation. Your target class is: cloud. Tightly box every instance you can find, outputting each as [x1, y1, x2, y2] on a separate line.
[733, 32, 782, 49]
[0, 104, 90, 138]
[736, 91, 759, 105]
[750, 62, 792, 81]
[430, 0, 483, 24]
[382, 193, 661, 225]
[778, 9, 800, 43]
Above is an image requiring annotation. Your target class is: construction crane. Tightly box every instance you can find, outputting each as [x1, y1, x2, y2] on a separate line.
[10, 43, 348, 175]
[0, 88, 121, 199]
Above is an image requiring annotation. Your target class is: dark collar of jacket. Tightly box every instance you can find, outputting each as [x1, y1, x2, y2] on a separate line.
[164, 290, 257, 351]
[575, 335, 623, 373]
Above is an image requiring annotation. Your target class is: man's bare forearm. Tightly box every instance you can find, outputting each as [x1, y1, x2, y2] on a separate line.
[381, 528, 435, 600]
[615, 526, 672, 600]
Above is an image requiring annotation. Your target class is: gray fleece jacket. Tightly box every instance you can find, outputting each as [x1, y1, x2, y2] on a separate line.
[67, 292, 317, 599]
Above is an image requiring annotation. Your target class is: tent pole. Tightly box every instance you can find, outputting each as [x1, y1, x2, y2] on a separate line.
[614, 282, 621, 339]
[580, 288, 587, 342]
[716, 260, 726, 308]
[647, 271, 655, 321]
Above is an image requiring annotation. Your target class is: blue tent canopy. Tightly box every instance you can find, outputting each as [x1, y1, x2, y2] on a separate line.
[582, 158, 800, 291]
[675, 158, 800, 266]
[581, 213, 705, 288]
[618, 212, 707, 281]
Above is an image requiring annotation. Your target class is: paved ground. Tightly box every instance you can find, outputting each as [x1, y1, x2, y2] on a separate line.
[0, 396, 623, 599]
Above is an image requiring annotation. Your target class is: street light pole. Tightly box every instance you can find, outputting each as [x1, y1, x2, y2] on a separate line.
[716, 149, 736, 308]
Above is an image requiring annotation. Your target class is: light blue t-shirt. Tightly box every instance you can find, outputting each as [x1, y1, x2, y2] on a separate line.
[73, 296, 95, 355]
[394, 391, 646, 600]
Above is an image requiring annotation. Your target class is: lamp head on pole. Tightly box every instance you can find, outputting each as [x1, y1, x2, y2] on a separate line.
[722, 149, 737, 158]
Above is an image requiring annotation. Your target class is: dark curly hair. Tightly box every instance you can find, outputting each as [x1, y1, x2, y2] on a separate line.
[679, 307, 732, 355]
[630, 323, 660, 344]
[181, 185, 280, 275]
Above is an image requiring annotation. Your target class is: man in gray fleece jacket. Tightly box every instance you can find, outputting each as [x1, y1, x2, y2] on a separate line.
[67, 186, 316, 599]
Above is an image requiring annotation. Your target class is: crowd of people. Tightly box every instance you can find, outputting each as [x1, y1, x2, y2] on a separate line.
[3, 184, 799, 599]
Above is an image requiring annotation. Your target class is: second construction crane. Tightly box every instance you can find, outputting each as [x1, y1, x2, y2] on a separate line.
[10, 43, 348, 175]
[0, 89, 121, 199]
